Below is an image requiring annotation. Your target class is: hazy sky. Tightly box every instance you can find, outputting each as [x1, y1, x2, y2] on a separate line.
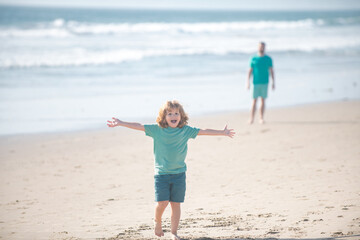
[1, 0, 360, 10]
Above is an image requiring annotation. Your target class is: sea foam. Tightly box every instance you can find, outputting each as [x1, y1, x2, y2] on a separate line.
[0, 19, 323, 38]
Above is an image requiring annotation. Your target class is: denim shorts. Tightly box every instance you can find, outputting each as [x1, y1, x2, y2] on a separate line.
[253, 84, 268, 99]
[154, 172, 186, 203]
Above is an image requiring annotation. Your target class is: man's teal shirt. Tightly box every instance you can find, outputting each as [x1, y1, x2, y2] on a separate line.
[250, 55, 273, 84]
[144, 124, 200, 175]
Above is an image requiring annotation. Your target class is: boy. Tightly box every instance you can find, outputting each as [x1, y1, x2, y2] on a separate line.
[107, 100, 235, 239]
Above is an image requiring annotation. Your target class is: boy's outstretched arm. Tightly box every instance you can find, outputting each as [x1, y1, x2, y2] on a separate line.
[107, 117, 145, 131]
[198, 125, 235, 138]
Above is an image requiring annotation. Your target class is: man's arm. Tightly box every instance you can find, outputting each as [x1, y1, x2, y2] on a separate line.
[247, 68, 253, 90]
[107, 117, 145, 131]
[198, 125, 235, 138]
[270, 67, 275, 90]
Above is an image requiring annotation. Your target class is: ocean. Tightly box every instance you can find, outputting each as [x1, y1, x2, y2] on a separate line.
[0, 5, 359, 135]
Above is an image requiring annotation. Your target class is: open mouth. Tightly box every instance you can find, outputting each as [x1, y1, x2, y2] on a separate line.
[171, 120, 178, 124]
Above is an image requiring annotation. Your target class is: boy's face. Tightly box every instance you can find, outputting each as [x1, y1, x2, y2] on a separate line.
[165, 108, 181, 128]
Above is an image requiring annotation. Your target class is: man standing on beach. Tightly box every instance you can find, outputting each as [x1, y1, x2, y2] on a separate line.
[247, 42, 275, 124]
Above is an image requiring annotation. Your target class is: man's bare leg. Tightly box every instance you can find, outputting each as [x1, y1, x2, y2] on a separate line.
[170, 202, 181, 240]
[249, 98, 257, 124]
[259, 97, 265, 124]
[154, 201, 169, 237]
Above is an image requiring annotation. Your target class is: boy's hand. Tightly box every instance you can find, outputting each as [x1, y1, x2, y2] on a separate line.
[224, 125, 235, 138]
[107, 117, 121, 127]
[107, 118, 145, 131]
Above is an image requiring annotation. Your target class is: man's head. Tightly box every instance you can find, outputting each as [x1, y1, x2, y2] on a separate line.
[258, 42, 266, 56]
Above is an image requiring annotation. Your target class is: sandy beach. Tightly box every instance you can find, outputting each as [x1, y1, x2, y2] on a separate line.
[0, 100, 359, 240]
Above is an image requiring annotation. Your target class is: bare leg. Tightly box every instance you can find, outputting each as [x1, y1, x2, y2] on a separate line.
[249, 98, 257, 124]
[154, 201, 169, 237]
[259, 97, 265, 124]
[170, 202, 181, 240]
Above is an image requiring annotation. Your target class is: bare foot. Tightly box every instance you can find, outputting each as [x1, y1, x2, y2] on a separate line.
[154, 220, 164, 237]
[259, 119, 265, 124]
[248, 118, 254, 124]
[171, 233, 181, 240]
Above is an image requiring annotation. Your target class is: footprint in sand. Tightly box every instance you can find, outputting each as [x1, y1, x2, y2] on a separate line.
[342, 204, 355, 209]
[332, 232, 344, 237]
[312, 219, 324, 222]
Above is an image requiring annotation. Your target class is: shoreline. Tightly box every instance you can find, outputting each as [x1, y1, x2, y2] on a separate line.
[0, 100, 359, 240]
[0, 99, 357, 138]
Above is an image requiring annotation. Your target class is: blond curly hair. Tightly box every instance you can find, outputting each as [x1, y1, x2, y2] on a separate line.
[156, 100, 189, 128]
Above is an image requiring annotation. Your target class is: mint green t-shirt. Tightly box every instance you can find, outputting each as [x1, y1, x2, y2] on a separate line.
[144, 124, 200, 175]
[250, 55, 273, 85]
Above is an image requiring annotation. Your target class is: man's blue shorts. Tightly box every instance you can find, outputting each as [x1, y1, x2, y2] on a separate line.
[154, 172, 186, 203]
[253, 84, 268, 99]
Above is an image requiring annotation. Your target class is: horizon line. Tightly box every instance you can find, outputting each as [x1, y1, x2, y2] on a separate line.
[1, 3, 360, 12]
